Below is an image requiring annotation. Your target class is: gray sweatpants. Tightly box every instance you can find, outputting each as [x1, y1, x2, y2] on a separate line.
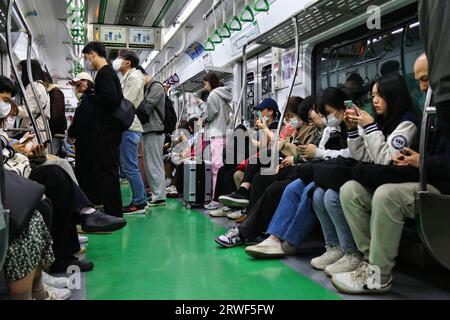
[143, 132, 166, 201]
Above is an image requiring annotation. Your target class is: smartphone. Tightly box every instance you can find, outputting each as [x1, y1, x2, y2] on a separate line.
[344, 100, 354, 109]
[257, 111, 264, 123]
[19, 135, 34, 144]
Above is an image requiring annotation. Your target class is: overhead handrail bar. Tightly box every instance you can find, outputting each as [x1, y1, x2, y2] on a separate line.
[5, 0, 43, 144]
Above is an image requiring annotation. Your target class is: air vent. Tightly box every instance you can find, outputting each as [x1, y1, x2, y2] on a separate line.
[116, 0, 154, 26]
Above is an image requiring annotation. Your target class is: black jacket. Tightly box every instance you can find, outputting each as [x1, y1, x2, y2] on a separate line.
[67, 89, 95, 141]
[92, 65, 123, 128]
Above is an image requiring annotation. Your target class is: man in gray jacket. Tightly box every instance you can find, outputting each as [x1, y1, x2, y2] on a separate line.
[419, 0, 450, 175]
[141, 74, 167, 206]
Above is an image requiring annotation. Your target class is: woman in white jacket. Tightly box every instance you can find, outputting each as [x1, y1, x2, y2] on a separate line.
[309, 74, 419, 278]
[17, 60, 51, 143]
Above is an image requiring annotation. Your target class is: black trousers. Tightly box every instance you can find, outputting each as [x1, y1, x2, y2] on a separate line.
[89, 125, 123, 217]
[214, 165, 238, 201]
[75, 134, 100, 206]
[239, 178, 294, 240]
[30, 165, 92, 259]
[436, 102, 450, 177]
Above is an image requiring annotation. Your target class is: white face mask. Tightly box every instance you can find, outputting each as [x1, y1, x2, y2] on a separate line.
[0, 99, 12, 118]
[324, 113, 341, 128]
[289, 117, 300, 128]
[85, 59, 95, 72]
[113, 58, 123, 72]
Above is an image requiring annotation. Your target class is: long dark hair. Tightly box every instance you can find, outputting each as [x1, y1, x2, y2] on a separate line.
[203, 71, 223, 90]
[315, 87, 349, 118]
[372, 74, 416, 135]
[19, 60, 46, 88]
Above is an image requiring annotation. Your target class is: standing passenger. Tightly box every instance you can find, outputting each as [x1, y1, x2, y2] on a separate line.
[82, 41, 123, 217]
[197, 71, 233, 209]
[113, 50, 148, 215]
[140, 70, 167, 206]
[419, 0, 450, 176]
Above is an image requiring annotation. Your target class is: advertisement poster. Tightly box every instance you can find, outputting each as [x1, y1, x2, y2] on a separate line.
[100, 26, 127, 47]
[281, 49, 301, 86]
[129, 28, 156, 49]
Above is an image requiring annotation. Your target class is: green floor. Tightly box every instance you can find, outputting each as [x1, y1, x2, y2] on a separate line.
[85, 185, 340, 300]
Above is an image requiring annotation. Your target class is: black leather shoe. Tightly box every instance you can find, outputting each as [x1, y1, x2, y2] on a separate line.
[81, 210, 127, 233]
[50, 257, 94, 273]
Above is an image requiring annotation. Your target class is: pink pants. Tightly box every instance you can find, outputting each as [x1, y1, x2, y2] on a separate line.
[209, 137, 225, 197]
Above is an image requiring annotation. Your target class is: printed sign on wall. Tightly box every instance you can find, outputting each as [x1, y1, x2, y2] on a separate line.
[99, 26, 127, 48]
[129, 28, 156, 49]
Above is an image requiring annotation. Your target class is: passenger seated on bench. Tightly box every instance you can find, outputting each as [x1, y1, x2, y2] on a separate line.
[333, 53, 447, 295]
[166, 118, 206, 198]
[214, 89, 349, 248]
[213, 97, 320, 218]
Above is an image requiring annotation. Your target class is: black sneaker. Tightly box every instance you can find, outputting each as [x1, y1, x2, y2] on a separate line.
[148, 200, 166, 207]
[50, 257, 94, 273]
[81, 210, 127, 233]
[218, 188, 250, 208]
[122, 203, 147, 215]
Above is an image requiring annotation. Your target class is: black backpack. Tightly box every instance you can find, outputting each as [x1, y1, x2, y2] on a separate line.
[137, 81, 177, 134]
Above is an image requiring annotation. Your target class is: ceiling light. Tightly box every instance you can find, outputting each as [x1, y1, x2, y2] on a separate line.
[164, 0, 202, 45]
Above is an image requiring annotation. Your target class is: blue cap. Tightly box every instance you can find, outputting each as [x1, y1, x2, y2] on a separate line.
[253, 98, 279, 113]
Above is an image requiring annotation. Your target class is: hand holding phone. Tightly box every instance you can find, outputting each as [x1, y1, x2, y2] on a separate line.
[257, 111, 264, 123]
[19, 132, 35, 144]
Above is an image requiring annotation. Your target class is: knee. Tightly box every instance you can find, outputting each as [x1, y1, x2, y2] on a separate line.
[372, 184, 396, 207]
[340, 181, 363, 203]
[324, 189, 342, 213]
[312, 188, 325, 206]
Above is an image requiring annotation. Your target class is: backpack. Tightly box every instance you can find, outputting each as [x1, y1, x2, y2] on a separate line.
[137, 81, 177, 134]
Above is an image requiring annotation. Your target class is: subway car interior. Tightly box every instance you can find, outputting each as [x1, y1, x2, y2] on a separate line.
[0, 0, 449, 302]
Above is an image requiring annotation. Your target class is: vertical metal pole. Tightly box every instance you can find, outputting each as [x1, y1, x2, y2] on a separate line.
[27, 35, 53, 151]
[268, 16, 300, 171]
[233, 45, 248, 127]
[5, 0, 43, 143]
[419, 87, 435, 192]
[242, 44, 248, 120]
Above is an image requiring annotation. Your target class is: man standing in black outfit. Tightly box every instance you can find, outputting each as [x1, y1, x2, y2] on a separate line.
[82, 42, 123, 217]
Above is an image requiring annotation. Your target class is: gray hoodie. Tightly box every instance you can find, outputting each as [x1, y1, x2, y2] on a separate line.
[201, 86, 233, 139]
[141, 79, 166, 134]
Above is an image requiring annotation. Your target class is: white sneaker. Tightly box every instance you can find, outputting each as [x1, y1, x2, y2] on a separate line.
[204, 202, 220, 211]
[42, 272, 70, 289]
[227, 210, 243, 220]
[324, 253, 362, 277]
[245, 237, 285, 259]
[332, 262, 393, 295]
[310, 246, 343, 270]
[78, 235, 89, 245]
[209, 206, 232, 217]
[43, 284, 71, 300]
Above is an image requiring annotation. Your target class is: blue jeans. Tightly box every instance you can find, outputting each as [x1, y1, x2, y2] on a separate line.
[312, 188, 358, 253]
[120, 131, 147, 205]
[267, 179, 317, 247]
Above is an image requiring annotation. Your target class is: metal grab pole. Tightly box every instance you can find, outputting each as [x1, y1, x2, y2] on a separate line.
[234, 44, 247, 127]
[5, 0, 43, 144]
[26, 35, 53, 153]
[419, 87, 435, 192]
[269, 17, 300, 168]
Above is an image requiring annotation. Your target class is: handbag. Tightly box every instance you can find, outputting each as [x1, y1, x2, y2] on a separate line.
[352, 163, 420, 190]
[313, 157, 358, 192]
[112, 98, 136, 131]
[3, 170, 45, 239]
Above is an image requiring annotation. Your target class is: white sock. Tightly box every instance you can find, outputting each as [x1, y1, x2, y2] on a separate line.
[80, 207, 96, 215]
